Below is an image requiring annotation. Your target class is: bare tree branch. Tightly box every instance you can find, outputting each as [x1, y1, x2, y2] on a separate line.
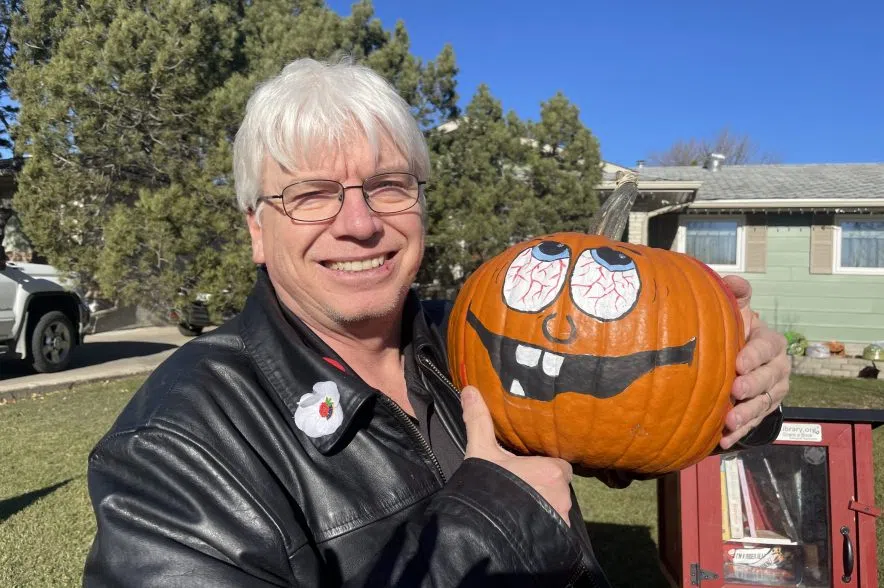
[647, 126, 781, 166]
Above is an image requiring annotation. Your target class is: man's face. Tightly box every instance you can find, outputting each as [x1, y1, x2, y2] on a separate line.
[247, 137, 425, 333]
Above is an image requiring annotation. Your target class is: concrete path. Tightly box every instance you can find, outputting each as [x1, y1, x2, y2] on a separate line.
[0, 326, 205, 399]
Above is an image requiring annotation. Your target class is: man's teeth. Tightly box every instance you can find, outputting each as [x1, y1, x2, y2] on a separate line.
[327, 256, 386, 272]
[514, 344, 563, 377]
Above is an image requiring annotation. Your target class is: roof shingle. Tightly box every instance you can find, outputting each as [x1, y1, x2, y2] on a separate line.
[603, 163, 884, 201]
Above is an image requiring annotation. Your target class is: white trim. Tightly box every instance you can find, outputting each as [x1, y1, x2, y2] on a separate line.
[598, 180, 703, 191]
[675, 214, 746, 273]
[648, 203, 692, 218]
[690, 198, 884, 209]
[833, 214, 884, 276]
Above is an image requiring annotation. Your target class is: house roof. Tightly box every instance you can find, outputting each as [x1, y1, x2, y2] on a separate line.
[601, 163, 884, 202]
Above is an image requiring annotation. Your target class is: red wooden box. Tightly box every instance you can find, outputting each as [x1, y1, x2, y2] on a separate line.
[658, 407, 884, 587]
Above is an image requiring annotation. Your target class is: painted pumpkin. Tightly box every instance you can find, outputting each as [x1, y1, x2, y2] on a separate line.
[447, 232, 744, 475]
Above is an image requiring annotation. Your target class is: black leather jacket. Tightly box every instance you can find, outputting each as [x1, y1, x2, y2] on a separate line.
[84, 269, 614, 587]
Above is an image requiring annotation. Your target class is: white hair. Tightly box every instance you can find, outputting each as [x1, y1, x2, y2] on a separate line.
[233, 57, 430, 215]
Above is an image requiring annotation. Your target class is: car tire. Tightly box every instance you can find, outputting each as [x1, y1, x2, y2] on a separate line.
[30, 310, 76, 373]
[177, 323, 203, 337]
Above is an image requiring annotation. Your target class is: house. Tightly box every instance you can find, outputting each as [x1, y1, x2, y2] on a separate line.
[598, 159, 884, 354]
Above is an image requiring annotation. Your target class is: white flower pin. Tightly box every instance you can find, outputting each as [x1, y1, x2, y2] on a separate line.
[294, 381, 344, 438]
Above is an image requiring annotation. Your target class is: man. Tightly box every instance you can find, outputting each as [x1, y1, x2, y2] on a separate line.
[84, 58, 789, 587]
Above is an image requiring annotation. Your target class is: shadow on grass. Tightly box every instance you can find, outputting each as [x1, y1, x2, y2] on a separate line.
[585, 521, 669, 588]
[0, 478, 74, 522]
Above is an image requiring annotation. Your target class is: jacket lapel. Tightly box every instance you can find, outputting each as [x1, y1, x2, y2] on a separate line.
[238, 268, 376, 454]
[238, 267, 467, 456]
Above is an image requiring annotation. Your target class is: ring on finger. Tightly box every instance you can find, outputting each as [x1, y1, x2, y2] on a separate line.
[763, 390, 773, 413]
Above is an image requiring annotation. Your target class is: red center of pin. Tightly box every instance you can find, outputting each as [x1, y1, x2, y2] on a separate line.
[323, 357, 346, 372]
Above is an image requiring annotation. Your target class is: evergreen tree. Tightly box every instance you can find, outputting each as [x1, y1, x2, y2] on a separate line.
[9, 0, 597, 311]
[420, 87, 600, 298]
[9, 0, 458, 316]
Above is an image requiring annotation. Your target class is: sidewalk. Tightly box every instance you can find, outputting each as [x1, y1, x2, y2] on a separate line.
[0, 326, 199, 400]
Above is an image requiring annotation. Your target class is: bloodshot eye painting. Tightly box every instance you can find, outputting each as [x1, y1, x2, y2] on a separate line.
[570, 246, 640, 321]
[502, 241, 571, 312]
[447, 232, 744, 475]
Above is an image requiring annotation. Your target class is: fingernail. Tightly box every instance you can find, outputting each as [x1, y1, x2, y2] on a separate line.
[461, 387, 476, 407]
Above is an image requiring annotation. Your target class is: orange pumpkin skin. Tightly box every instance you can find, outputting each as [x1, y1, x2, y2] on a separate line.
[447, 232, 744, 475]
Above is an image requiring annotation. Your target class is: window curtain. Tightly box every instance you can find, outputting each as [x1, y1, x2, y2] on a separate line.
[841, 220, 884, 268]
[685, 220, 738, 265]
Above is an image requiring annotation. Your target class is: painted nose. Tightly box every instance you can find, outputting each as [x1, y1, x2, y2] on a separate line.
[542, 313, 577, 344]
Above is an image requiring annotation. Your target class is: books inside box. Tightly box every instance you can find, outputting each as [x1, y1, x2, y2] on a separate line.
[721, 455, 797, 546]
[719, 446, 831, 587]
[723, 544, 802, 586]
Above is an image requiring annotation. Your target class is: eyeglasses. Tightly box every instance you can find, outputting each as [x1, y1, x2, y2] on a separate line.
[256, 172, 426, 222]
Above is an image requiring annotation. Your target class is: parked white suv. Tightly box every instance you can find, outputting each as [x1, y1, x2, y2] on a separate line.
[0, 257, 90, 373]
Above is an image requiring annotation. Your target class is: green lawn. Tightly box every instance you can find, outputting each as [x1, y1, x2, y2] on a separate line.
[1, 374, 883, 586]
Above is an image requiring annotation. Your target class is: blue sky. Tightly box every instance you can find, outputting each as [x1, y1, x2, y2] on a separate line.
[328, 0, 883, 166]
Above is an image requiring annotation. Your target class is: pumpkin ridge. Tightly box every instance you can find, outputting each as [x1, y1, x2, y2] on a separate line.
[653, 256, 733, 472]
[609, 247, 673, 472]
[664, 258, 727, 474]
[690, 263, 736, 466]
[645, 254, 707, 472]
[623, 250, 694, 473]
[636, 248, 668, 472]
[685, 256, 740, 468]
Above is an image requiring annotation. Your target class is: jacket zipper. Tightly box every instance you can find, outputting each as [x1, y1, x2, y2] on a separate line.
[416, 352, 608, 587]
[415, 353, 461, 400]
[416, 351, 608, 587]
[377, 394, 447, 485]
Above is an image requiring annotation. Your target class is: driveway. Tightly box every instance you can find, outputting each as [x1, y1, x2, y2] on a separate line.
[0, 326, 205, 398]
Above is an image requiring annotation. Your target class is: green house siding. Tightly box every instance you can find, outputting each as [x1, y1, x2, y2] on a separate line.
[731, 215, 884, 345]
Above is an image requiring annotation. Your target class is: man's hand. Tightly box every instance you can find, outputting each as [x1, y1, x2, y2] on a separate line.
[720, 276, 791, 450]
[461, 386, 573, 526]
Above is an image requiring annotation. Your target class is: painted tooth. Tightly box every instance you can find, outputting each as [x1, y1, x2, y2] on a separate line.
[542, 352, 564, 377]
[515, 344, 541, 367]
[510, 379, 526, 397]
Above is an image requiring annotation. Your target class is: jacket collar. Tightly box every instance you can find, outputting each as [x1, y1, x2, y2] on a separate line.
[238, 266, 446, 454]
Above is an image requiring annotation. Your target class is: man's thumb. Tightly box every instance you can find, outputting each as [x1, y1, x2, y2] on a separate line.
[722, 274, 752, 309]
[462, 386, 497, 457]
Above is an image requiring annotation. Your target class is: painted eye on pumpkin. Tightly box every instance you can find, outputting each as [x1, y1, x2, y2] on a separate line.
[570, 247, 641, 321]
[503, 241, 571, 312]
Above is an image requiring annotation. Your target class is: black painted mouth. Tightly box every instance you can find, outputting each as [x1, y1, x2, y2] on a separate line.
[466, 310, 696, 400]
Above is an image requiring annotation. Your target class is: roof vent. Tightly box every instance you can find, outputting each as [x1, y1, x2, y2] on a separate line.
[704, 153, 726, 171]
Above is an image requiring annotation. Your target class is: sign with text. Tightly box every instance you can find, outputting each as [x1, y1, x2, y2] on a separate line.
[776, 422, 823, 443]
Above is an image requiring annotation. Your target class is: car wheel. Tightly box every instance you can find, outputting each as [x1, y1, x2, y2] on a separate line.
[177, 323, 203, 337]
[30, 311, 75, 373]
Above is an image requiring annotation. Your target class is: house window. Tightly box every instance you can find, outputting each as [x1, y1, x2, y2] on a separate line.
[834, 215, 884, 275]
[676, 215, 745, 272]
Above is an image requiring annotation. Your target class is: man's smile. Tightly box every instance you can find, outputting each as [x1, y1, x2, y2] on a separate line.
[320, 251, 397, 274]
[323, 254, 389, 272]
[466, 309, 696, 400]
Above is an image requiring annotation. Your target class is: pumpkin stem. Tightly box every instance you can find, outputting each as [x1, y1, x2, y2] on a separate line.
[589, 170, 639, 240]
